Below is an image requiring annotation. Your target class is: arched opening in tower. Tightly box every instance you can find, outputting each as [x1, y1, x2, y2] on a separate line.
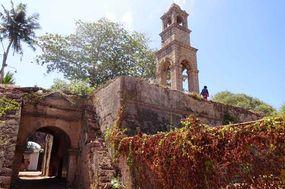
[181, 60, 190, 92]
[15, 127, 71, 188]
[166, 67, 171, 87]
[160, 60, 172, 88]
[166, 17, 172, 28]
[182, 68, 189, 92]
[176, 16, 183, 26]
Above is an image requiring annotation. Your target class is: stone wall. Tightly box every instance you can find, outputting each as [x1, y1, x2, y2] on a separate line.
[0, 77, 262, 189]
[0, 87, 22, 189]
[80, 141, 115, 189]
[77, 101, 115, 189]
[92, 78, 123, 133]
[92, 76, 261, 135]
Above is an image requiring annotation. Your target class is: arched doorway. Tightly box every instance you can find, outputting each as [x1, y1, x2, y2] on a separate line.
[13, 127, 73, 189]
[9, 92, 82, 189]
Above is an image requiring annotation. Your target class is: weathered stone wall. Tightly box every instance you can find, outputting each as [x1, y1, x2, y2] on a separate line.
[92, 78, 123, 133]
[0, 77, 262, 189]
[77, 101, 115, 189]
[92, 77, 261, 135]
[80, 141, 115, 189]
[0, 87, 22, 189]
[120, 77, 261, 134]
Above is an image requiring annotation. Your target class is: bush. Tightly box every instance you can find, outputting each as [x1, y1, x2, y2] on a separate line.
[213, 91, 276, 116]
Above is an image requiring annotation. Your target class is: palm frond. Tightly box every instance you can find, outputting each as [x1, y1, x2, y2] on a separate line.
[1, 71, 15, 84]
[0, 1, 40, 54]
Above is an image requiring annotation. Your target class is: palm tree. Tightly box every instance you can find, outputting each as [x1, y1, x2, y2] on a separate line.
[0, 1, 40, 82]
[1, 71, 15, 84]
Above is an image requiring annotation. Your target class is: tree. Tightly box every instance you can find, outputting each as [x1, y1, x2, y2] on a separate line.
[0, 1, 40, 81]
[36, 19, 156, 86]
[280, 103, 285, 115]
[50, 79, 96, 96]
[212, 91, 276, 116]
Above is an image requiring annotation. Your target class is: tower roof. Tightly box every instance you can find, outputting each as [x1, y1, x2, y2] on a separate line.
[170, 3, 181, 9]
[161, 3, 188, 19]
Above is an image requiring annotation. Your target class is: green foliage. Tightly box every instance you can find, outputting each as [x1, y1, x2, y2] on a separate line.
[50, 79, 96, 96]
[110, 116, 285, 189]
[222, 112, 237, 125]
[280, 103, 285, 115]
[0, 96, 20, 117]
[212, 91, 276, 116]
[0, 1, 40, 53]
[1, 72, 15, 84]
[36, 18, 156, 86]
[0, 1, 40, 81]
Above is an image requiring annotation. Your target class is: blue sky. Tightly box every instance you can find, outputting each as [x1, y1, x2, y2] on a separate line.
[1, 0, 285, 109]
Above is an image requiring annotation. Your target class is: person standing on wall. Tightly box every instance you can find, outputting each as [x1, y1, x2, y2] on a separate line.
[201, 86, 209, 100]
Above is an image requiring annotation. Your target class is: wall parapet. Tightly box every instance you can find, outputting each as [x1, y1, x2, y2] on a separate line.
[93, 76, 261, 135]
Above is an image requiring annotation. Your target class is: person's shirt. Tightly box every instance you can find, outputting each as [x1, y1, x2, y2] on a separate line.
[201, 88, 209, 96]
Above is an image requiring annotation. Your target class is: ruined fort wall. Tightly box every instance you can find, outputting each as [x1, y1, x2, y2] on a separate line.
[0, 77, 262, 189]
[92, 77, 260, 135]
[119, 76, 260, 134]
[0, 87, 22, 189]
[92, 78, 123, 133]
[77, 101, 115, 189]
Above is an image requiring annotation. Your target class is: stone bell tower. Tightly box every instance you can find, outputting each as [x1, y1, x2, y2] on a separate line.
[155, 3, 199, 93]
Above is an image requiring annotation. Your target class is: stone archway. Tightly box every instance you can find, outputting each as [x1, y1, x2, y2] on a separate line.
[15, 126, 71, 188]
[10, 93, 82, 188]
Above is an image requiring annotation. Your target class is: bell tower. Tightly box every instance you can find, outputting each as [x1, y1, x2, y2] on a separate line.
[155, 3, 199, 93]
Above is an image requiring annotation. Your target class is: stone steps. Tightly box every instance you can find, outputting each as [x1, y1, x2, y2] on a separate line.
[88, 140, 115, 189]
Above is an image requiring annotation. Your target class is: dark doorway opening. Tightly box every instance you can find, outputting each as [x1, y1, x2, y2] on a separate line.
[15, 127, 71, 189]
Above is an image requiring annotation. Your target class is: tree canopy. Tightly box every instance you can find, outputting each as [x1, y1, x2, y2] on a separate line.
[212, 91, 276, 116]
[0, 1, 40, 81]
[36, 19, 156, 86]
[280, 103, 285, 115]
[50, 79, 95, 96]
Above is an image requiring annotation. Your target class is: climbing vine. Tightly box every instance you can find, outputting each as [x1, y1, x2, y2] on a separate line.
[109, 116, 285, 189]
[0, 96, 20, 117]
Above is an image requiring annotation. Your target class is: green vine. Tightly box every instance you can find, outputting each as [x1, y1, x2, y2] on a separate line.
[0, 96, 20, 117]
